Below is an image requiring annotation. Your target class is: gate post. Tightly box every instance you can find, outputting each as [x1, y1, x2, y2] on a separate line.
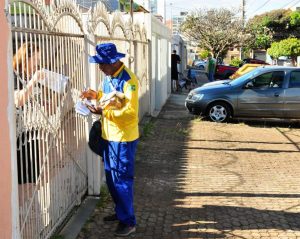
[84, 34, 102, 196]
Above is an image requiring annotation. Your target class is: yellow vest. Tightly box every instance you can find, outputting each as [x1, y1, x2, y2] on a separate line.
[97, 64, 139, 142]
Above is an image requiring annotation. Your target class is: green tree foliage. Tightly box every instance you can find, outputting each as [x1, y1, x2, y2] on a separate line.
[181, 8, 245, 60]
[247, 9, 291, 30]
[280, 38, 300, 65]
[267, 38, 300, 65]
[230, 58, 244, 67]
[267, 42, 281, 59]
[198, 49, 210, 59]
[290, 11, 300, 26]
[246, 9, 300, 50]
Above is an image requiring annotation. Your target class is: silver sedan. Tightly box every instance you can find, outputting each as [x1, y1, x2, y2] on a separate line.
[185, 66, 300, 122]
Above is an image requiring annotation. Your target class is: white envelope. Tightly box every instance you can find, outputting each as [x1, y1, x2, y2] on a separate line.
[38, 69, 69, 94]
[75, 101, 90, 116]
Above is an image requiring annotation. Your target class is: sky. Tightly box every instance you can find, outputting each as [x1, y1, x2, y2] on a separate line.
[165, 0, 300, 20]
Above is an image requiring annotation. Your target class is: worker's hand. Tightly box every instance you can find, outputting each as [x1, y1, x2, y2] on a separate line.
[80, 89, 97, 100]
[87, 105, 102, 115]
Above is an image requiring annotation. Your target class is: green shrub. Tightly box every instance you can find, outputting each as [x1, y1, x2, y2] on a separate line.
[230, 58, 243, 67]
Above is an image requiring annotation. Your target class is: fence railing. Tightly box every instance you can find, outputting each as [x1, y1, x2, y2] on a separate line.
[8, 0, 152, 238]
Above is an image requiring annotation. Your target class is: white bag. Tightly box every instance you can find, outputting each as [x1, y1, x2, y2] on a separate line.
[37, 69, 69, 94]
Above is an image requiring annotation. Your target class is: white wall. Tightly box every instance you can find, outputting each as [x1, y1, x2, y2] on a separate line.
[150, 15, 171, 115]
[134, 13, 171, 116]
[172, 34, 187, 74]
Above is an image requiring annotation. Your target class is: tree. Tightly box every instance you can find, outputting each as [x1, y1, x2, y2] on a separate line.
[267, 41, 281, 63]
[198, 49, 209, 59]
[180, 8, 245, 60]
[290, 11, 300, 26]
[244, 24, 273, 50]
[267, 38, 300, 65]
[246, 9, 300, 50]
[280, 38, 300, 65]
[230, 58, 243, 67]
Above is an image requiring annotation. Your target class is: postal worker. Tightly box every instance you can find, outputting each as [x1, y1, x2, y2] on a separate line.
[81, 42, 139, 237]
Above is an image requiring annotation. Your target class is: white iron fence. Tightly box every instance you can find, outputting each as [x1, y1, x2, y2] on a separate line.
[8, 0, 170, 238]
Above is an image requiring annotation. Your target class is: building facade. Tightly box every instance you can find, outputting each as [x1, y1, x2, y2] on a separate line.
[76, 0, 116, 10]
[171, 11, 187, 35]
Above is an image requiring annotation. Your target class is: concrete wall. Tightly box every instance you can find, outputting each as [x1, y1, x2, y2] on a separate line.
[134, 13, 171, 116]
[150, 14, 171, 115]
[0, 1, 19, 238]
[172, 34, 187, 75]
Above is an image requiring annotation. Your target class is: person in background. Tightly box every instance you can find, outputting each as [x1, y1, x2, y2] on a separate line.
[207, 54, 216, 82]
[81, 43, 139, 237]
[171, 49, 181, 92]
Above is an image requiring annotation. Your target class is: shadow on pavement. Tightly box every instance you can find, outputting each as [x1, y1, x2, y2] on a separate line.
[77, 93, 300, 239]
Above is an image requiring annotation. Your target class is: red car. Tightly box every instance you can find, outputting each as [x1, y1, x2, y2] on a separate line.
[215, 65, 239, 80]
[243, 58, 269, 65]
[215, 59, 269, 80]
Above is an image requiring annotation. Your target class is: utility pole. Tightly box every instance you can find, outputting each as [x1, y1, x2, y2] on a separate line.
[242, 0, 246, 26]
[170, 2, 173, 34]
[240, 0, 246, 60]
[130, 0, 133, 20]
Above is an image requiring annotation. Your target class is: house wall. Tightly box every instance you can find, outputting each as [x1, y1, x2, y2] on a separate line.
[134, 12, 171, 115]
[0, 1, 19, 238]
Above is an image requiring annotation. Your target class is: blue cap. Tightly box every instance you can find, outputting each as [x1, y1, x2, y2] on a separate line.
[89, 43, 125, 64]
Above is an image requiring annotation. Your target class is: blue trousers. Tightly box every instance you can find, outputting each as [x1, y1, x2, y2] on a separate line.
[102, 139, 138, 226]
[208, 71, 215, 82]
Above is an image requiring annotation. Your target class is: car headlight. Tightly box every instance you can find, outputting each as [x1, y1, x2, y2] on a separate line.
[191, 94, 204, 101]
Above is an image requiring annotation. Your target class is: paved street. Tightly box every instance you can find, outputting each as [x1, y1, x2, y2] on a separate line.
[78, 93, 300, 239]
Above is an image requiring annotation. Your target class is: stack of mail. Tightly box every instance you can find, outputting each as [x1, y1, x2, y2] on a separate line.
[100, 91, 125, 110]
[75, 101, 90, 116]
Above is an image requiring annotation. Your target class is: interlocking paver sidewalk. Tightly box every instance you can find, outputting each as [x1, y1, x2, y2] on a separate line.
[77, 92, 300, 239]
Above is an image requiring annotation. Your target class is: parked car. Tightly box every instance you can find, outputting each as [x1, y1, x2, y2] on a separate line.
[230, 63, 264, 79]
[185, 66, 300, 122]
[243, 58, 269, 65]
[215, 64, 238, 79]
[195, 61, 207, 70]
[192, 60, 207, 70]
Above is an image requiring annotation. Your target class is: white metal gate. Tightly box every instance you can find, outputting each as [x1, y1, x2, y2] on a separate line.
[8, 0, 151, 238]
[9, 0, 88, 238]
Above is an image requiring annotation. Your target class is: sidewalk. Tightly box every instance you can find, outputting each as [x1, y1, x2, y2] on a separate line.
[77, 92, 300, 239]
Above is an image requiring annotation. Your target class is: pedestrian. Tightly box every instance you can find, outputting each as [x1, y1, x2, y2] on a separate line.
[81, 43, 139, 237]
[171, 49, 181, 92]
[207, 54, 216, 82]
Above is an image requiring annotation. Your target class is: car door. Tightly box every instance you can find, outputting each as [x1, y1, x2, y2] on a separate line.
[283, 70, 300, 118]
[237, 71, 285, 117]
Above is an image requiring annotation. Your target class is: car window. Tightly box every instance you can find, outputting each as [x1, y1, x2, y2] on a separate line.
[249, 71, 284, 89]
[270, 71, 284, 88]
[251, 72, 272, 88]
[230, 68, 262, 86]
[289, 71, 300, 88]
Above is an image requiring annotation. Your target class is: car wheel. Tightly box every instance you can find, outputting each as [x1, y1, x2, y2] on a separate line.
[207, 102, 231, 123]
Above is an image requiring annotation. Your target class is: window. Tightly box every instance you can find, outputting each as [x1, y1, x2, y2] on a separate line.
[270, 71, 284, 88]
[289, 71, 300, 88]
[249, 71, 284, 89]
[251, 72, 272, 88]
